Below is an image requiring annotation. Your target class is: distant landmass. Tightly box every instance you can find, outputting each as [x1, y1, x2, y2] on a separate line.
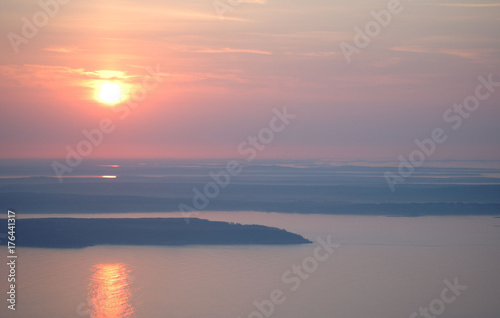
[1, 162, 499, 217]
[2, 192, 500, 216]
[0, 218, 311, 248]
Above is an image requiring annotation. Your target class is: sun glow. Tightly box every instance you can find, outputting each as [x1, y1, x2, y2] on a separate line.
[101, 175, 117, 179]
[98, 82, 122, 105]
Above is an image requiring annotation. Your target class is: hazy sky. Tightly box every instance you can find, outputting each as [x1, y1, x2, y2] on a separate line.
[1, 0, 499, 159]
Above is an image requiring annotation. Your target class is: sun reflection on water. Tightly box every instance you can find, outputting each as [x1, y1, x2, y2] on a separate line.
[87, 263, 135, 318]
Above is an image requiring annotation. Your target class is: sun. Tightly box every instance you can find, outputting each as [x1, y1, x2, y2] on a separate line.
[98, 82, 122, 104]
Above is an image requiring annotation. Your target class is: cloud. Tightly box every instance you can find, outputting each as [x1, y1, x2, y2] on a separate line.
[425, 3, 500, 7]
[192, 48, 273, 55]
[0, 64, 153, 89]
[237, 0, 267, 3]
[283, 51, 340, 57]
[390, 45, 492, 61]
[43, 47, 77, 53]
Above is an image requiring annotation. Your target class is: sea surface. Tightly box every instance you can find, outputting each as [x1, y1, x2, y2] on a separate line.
[1, 212, 499, 318]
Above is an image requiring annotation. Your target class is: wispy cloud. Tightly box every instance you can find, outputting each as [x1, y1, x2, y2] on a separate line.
[426, 2, 500, 7]
[238, 0, 267, 3]
[391, 45, 491, 60]
[283, 51, 340, 57]
[192, 48, 273, 55]
[43, 47, 77, 53]
[0, 64, 149, 89]
[391, 45, 433, 54]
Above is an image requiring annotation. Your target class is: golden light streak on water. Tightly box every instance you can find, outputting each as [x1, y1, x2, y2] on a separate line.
[87, 263, 135, 318]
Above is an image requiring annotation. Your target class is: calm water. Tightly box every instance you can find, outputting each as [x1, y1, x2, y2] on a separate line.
[1, 213, 500, 318]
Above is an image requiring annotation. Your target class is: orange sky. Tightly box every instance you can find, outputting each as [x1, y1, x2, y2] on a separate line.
[1, 0, 499, 160]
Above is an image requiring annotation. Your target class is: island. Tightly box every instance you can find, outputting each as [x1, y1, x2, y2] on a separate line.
[0, 218, 311, 248]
